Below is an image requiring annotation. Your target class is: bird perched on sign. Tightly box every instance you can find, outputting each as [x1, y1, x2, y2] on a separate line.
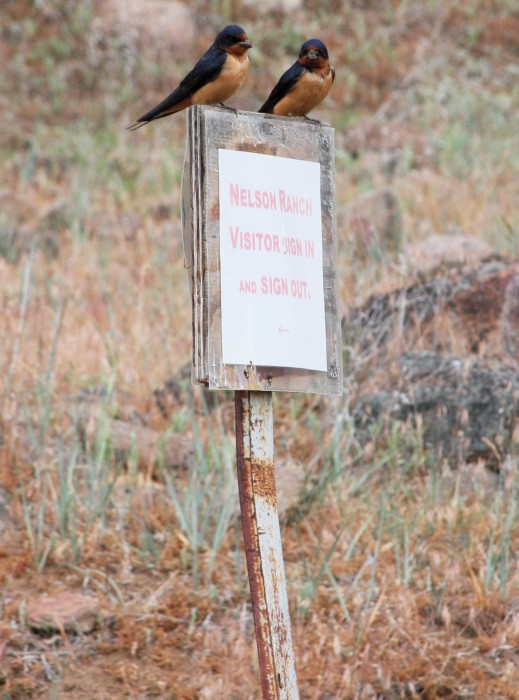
[129, 25, 252, 130]
[258, 39, 335, 118]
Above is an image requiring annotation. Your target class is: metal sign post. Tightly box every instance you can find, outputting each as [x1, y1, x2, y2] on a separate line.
[183, 105, 342, 698]
[235, 390, 298, 698]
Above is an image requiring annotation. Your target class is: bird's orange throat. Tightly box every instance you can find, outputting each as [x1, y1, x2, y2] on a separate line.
[299, 56, 328, 70]
[227, 44, 250, 57]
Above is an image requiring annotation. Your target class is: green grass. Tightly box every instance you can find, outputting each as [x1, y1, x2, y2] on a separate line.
[160, 403, 239, 589]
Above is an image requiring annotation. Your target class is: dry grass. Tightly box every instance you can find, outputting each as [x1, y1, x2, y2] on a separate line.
[1, 0, 519, 697]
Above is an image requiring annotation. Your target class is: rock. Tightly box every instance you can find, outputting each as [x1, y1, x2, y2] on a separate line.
[153, 364, 192, 419]
[345, 260, 519, 466]
[353, 352, 519, 466]
[502, 269, 519, 361]
[343, 260, 519, 368]
[338, 188, 403, 260]
[343, 276, 450, 369]
[70, 385, 194, 472]
[449, 260, 518, 354]
[85, 418, 193, 471]
[153, 365, 232, 419]
[26, 592, 101, 634]
[405, 233, 494, 273]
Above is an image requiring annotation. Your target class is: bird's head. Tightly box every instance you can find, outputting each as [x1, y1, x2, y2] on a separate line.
[217, 25, 252, 56]
[298, 39, 329, 68]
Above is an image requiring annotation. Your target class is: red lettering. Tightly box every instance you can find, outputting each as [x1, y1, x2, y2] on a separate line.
[229, 185, 278, 210]
[229, 227, 280, 253]
[230, 183, 240, 206]
[278, 190, 313, 216]
[290, 279, 310, 299]
[282, 236, 304, 256]
[239, 280, 257, 293]
[261, 276, 289, 296]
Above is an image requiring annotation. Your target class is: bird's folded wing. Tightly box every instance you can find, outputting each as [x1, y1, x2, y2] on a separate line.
[138, 48, 226, 122]
[258, 62, 304, 113]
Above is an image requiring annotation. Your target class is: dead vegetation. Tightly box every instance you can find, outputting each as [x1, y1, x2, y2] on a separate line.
[1, 0, 519, 697]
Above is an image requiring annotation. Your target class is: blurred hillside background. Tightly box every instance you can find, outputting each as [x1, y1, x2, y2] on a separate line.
[1, 1, 519, 698]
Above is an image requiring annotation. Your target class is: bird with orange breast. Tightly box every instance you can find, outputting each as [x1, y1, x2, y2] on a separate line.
[258, 39, 334, 118]
[129, 25, 252, 129]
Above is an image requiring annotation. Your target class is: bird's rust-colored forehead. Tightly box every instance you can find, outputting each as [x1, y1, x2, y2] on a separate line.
[302, 44, 322, 54]
[226, 32, 252, 56]
[221, 30, 249, 43]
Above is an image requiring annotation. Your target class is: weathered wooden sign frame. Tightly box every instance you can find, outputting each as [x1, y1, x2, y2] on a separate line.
[183, 105, 342, 395]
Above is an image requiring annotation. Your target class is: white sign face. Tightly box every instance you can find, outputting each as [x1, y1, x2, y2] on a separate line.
[219, 149, 327, 371]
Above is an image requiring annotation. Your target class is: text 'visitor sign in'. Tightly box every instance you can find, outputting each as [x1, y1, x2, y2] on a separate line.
[219, 149, 327, 371]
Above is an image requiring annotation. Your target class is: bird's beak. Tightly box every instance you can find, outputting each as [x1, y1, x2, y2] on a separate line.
[239, 39, 252, 49]
[307, 50, 319, 60]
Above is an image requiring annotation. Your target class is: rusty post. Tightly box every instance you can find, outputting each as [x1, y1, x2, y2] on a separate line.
[235, 390, 299, 699]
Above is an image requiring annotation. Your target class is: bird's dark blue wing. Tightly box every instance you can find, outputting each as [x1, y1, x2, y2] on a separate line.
[177, 46, 226, 95]
[258, 62, 305, 114]
[136, 47, 226, 123]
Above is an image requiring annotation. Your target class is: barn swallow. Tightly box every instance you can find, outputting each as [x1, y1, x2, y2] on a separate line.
[129, 25, 252, 130]
[258, 39, 335, 117]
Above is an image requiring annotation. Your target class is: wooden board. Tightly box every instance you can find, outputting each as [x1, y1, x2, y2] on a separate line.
[182, 105, 342, 395]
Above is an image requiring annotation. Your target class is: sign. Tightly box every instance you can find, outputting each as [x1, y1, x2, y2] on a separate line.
[184, 105, 342, 395]
[219, 149, 327, 371]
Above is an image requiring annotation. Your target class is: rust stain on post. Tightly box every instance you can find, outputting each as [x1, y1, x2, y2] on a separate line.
[235, 390, 299, 700]
[252, 459, 277, 506]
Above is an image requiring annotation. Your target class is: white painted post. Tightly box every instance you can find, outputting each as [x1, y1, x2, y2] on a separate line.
[235, 390, 299, 699]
